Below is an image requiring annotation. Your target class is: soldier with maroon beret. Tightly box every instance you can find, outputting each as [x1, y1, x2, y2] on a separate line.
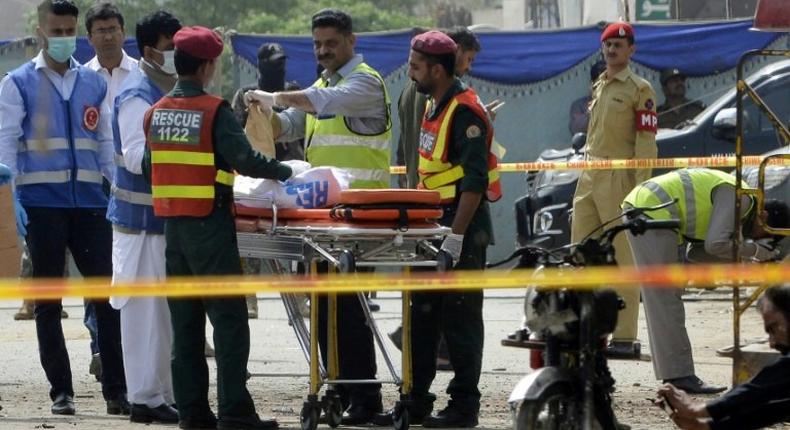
[142, 25, 292, 430]
[570, 21, 657, 362]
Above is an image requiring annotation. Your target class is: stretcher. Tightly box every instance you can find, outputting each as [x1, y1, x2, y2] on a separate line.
[235, 189, 452, 430]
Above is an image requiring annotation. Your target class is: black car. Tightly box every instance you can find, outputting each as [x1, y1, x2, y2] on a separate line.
[516, 59, 790, 247]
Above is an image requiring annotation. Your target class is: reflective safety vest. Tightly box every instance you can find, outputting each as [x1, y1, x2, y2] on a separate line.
[305, 62, 391, 189]
[144, 94, 235, 217]
[417, 87, 501, 204]
[623, 168, 753, 242]
[107, 69, 165, 232]
[9, 61, 108, 207]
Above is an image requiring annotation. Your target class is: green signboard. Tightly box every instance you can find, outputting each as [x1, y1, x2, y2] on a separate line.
[637, 0, 672, 20]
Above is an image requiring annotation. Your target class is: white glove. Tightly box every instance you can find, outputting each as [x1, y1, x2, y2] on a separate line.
[281, 160, 312, 180]
[440, 232, 465, 265]
[245, 90, 277, 108]
[750, 241, 780, 262]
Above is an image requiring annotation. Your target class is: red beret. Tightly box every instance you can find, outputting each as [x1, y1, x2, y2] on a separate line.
[174, 26, 224, 60]
[411, 30, 457, 56]
[600, 22, 635, 42]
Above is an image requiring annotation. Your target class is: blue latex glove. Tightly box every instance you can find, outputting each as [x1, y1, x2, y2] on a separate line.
[0, 163, 11, 186]
[14, 197, 28, 237]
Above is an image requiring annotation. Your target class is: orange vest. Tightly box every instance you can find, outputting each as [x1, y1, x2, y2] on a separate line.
[144, 94, 235, 217]
[417, 88, 501, 203]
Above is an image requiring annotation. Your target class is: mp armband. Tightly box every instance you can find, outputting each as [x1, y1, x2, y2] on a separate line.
[635, 110, 658, 133]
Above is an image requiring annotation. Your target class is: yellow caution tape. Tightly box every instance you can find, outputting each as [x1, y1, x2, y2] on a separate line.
[390, 155, 789, 174]
[0, 263, 787, 300]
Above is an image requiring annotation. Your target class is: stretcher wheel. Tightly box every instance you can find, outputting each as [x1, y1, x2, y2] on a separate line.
[436, 251, 453, 272]
[339, 250, 356, 273]
[393, 402, 410, 430]
[300, 402, 320, 430]
[323, 391, 343, 428]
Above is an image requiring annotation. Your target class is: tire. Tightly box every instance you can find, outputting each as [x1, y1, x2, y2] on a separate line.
[300, 402, 319, 430]
[324, 392, 343, 428]
[393, 402, 410, 430]
[339, 249, 356, 273]
[515, 384, 579, 430]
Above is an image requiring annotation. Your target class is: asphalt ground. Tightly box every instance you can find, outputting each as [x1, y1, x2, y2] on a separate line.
[0, 290, 784, 430]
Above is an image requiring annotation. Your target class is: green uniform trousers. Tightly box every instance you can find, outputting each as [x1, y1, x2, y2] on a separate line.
[411, 235, 486, 413]
[164, 199, 255, 420]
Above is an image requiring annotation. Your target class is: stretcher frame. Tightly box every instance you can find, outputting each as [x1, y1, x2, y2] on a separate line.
[732, 48, 790, 385]
[235, 196, 451, 430]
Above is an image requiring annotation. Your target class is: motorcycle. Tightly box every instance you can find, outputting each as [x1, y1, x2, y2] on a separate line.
[491, 201, 680, 430]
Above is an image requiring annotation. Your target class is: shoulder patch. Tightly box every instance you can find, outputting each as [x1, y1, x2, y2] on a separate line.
[466, 125, 481, 139]
[631, 74, 652, 90]
[644, 99, 654, 110]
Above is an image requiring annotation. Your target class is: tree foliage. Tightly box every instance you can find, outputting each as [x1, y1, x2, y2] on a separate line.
[28, 0, 433, 35]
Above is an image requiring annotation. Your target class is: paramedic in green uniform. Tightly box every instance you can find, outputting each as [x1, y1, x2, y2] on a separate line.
[142, 26, 292, 430]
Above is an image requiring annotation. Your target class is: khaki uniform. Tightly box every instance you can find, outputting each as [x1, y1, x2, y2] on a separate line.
[657, 99, 705, 129]
[571, 66, 657, 341]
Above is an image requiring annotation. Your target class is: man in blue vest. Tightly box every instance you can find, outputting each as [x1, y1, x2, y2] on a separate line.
[246, 8, 391, 425]
[107, 11, 183, 424]
[0, 0, 125, 416]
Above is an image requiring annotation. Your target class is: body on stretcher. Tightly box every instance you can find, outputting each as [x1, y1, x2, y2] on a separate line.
[233, 189, 451, 430]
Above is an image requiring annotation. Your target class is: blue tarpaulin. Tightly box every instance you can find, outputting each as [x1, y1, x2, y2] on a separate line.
[231, 19, 780, 87]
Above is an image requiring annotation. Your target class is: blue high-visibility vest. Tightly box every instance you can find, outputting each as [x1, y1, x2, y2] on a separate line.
[107, 68, 165, 233]
[10, 61, 108, 207]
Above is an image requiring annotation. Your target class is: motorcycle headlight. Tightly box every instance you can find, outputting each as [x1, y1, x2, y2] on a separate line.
[533, 203, 567, 235]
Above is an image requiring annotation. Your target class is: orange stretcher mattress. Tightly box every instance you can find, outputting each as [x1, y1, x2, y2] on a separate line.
[235, 205, 442, 222]
[235, 215, 442, 231]
[338, 189, 441, 206]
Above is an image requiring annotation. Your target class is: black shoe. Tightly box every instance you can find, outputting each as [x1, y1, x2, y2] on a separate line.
[340, 404, 382, 426]
[180, 414, 218, 429]
[367, 298, 381, 312]
[388, 326, 403, 351]
[422, 406, 478, 428]
[606, 340, 642, 360]
[51, 393, 75, 415]
[371, 400, 434, 426]
[131, 403, 179, 424]
[664, 375, 727, 395]
[217, 414, 279, 430]
[107, 395, 131, 415]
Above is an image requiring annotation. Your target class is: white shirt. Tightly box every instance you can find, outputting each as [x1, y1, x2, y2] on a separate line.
[84, 49, 137, 116]
[117, 95, 150, 175]
[0, 50, 114, 180]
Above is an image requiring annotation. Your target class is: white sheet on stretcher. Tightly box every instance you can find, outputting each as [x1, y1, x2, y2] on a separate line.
[233, 162, 352, 209]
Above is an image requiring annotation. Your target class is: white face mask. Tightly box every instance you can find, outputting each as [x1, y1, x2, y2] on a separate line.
[160, 50, 176, 75]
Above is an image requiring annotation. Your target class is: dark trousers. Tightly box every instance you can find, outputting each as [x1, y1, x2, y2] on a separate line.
[164, 203, 255, 420]
[411, 241, 485, 413]
[84, 300, 99, 355]
[315, 279, 382, 410]
[25, 206, 125, 401]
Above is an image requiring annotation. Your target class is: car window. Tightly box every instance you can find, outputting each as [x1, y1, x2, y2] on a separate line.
[742, 75, 790, 134]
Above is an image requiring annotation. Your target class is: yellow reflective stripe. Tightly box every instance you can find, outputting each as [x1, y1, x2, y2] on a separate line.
[489, 169, 500, 183]
[152, 151, 215, 166]
[433, 98, 459, 161]
[215, 170, 235, 185]
[424, 165, 464, 189]
[152, 185, 214, 198]
[436, 185, 456, 201]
